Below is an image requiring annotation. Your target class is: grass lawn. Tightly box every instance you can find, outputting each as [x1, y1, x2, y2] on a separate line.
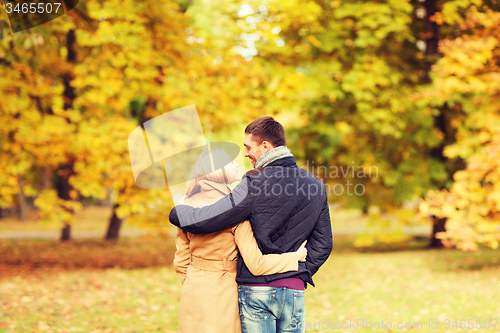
[1, 236, 500, 333]
[1, 267, 181, 333]
[306, 247, 500, 333]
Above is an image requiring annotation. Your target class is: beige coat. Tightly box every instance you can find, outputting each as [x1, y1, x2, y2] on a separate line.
[174, 180, 298, 333]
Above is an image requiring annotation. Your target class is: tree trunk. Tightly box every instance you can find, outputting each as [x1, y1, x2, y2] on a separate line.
[429, 216, 447, 248]
[17, 176, 27, 222]
[58, 29, 77, 241]
[423, 0, 449, 246]
[61, 223, 71, 241]
[105, 204, 123, 240]
[57, 162, 75, 241]
[62, 29, 77, 111]
[424, 0, 447, 162]
[42, 166, 52, 190]
[423, 0, 439, 84]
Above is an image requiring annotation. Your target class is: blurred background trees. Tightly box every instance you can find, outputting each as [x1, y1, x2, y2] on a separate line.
[419, 7, 500, 250]
[0, 0, 499, 249]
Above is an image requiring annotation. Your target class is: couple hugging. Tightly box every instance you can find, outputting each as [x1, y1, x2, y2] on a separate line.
[169, 116, 333, 333]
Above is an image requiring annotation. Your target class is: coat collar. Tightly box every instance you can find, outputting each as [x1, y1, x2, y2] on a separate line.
[266, 155, 298, 168]
[255, 145, 294, 168]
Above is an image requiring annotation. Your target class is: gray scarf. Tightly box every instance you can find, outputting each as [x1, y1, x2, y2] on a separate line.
[255, 146, 293, 168]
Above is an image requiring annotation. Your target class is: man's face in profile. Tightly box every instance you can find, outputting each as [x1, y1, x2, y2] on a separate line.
[243, 134, 272, 167]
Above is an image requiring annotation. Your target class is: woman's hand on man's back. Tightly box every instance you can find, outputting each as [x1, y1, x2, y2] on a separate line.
[296, 240, 307, 262]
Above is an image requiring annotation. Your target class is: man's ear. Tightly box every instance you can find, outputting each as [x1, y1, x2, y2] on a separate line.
[261, 140, 274, 153]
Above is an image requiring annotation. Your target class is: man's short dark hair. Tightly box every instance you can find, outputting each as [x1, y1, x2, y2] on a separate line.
[245, 116, 286, 147]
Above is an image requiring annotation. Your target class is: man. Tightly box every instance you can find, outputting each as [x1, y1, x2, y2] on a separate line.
[169, 116, 333, 333]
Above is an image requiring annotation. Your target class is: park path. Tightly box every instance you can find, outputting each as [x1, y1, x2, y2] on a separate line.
[0, 226, 432, 239]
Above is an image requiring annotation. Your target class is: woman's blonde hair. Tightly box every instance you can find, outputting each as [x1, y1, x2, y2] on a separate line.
[185, 148, 232, 198]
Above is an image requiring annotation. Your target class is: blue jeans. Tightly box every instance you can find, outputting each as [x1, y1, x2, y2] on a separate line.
[238, 286, 305, 333]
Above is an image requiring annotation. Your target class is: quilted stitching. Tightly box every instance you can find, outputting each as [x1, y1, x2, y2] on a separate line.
[236, 156, 331, 287]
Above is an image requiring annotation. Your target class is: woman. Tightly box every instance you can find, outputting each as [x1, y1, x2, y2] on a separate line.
[174, 148, 306, 333]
